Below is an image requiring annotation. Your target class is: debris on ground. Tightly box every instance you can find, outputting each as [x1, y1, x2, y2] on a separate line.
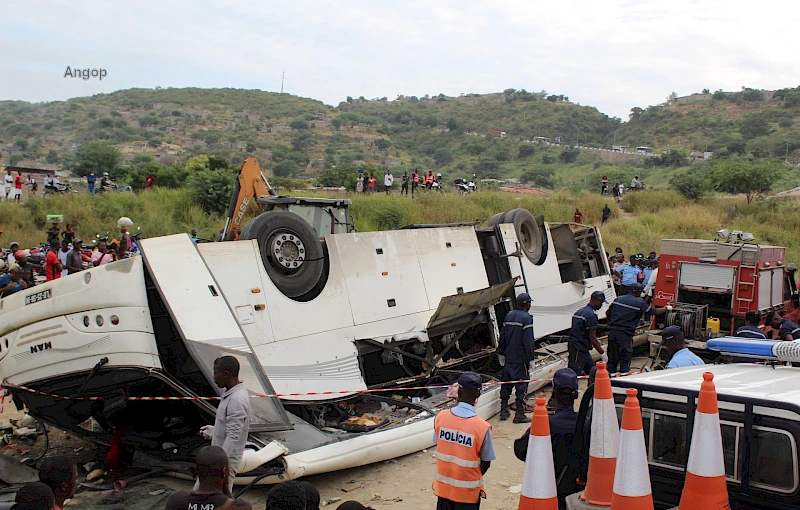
[321, 497, 342, 506]
[0, 454, 39, 484]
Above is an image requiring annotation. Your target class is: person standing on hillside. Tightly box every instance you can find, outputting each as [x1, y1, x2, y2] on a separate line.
[573, 208, 583, 223]
[602, 204, 611, 224]
[58, 239, 71, 278]
[412, 169, 420, 196]
[384, 170, 394, 195]
[425, 171, 434, 189]
[14, 171, 23, 201]
[3, 168, 13, 201]
[45, 239, 63, 282]
[401, 171, 409, 195]
[601, 175, 608, 195]
[87, 172, 97, 195]
[366, 174, 376, 194]
[356, 174, 364, 193]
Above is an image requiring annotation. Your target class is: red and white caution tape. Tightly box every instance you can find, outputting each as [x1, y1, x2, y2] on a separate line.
[1, 372, 636, 402]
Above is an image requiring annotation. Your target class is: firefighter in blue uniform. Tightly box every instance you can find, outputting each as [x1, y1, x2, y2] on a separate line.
[568, 291, 606, 376]
[768, 312, 800, 341]
[606, 282, 670, 374]
[735, 311, 767, 339]
[498, 293, 535, 424]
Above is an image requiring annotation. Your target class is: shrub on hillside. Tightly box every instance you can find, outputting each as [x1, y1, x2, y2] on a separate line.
[670, 173, 710, 201]
[188, 168, 237, 214]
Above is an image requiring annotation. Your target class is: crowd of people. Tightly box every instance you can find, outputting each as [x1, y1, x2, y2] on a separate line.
[355, 169, 442, 196]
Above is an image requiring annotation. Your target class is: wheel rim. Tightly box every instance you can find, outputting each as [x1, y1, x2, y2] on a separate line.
[268, 230, 306, 272]
[518, 221, 535, 251]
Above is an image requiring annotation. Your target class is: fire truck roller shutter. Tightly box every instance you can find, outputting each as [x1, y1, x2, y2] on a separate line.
[241, 210, 327, 300]
[505, 208, 548, 265]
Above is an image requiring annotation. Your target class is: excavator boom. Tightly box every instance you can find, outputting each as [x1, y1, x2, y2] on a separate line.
[223, 157, 275, 239]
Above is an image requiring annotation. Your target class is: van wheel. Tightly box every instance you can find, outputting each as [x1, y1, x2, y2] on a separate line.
[505, 209, 548, 265]
[241, 211, 325, 299]
[488, 212, 507, 227]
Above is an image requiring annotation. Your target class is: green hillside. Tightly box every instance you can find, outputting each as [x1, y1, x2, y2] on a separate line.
[1, 86, 799, 194]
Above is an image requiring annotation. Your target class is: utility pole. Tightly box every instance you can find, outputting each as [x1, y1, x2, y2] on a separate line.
[281, 71, 285, 94]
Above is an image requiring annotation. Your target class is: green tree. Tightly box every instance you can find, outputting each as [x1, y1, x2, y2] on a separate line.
[289, 118, 308, 130]
[14, 139, 28, 151]
[330, 118, 342, 131]
[629, 107, 644, 120]
[656, 149, 689, 167]
[739, 115, 771, 140]
[45, 149, 58, 164]
[131, 152, 156, 167]
[188, 168, 236, 214]
[434, 148, 453, 166]
[670, 172, 710, 200]
[559, 148, 580, 163]
[185, 155, 210, 172]
[273, 159, 299, 177]
[375, 138, 391, 150]
[712, 159, 785, 203]
[446, 118, 459, 132]
[72, 141, 123, 177]
[520, 167, 555, 188]
[727, 141, 747, 155]
[518, 145, 535, 158]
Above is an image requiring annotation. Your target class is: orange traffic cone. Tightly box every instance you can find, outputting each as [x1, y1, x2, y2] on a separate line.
[611, 388, 653, 510]
[580, 361, 619, 506]
[678, 372, 730, 509]
[518, 397, 558, 510]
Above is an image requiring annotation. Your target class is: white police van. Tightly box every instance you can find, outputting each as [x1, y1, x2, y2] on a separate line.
[605, 338, 800, 509]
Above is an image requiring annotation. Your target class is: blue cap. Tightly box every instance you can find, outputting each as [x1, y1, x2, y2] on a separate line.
[516, 293, 532, 304]
[660, 325, 684, 344]
[553, 368, 578, 390]
[457, 372, 482, 391]
[590, 290, 606, 302]
[629, 282, 644, 294]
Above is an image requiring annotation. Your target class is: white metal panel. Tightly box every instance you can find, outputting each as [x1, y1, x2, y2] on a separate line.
[773, 268, 785, 307]
[758, 269, 773, 309]
[411, 227, 490, 308]
[331, 230, 429, 325]
[140, 235, 251, 352]
[679, 262, 736, 291]
[198, 241, 277, 348]
[498, 224, 614, 337]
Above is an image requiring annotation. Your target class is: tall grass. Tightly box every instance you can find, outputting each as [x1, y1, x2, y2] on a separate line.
[2, 189, 797, 265]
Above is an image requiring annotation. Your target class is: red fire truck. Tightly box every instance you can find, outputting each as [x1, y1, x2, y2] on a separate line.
[652, 234, 799, 338]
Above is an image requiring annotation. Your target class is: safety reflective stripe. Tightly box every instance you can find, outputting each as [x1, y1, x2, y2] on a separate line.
[435, 452, 481, 468]
[613, 428, 651, 497]
[504, 321, 524, 327]
[573, 315, 587, 321]
[523, 324, 534, 330]
[686, 412, 726, 477]
[611, 301, 643, 312]
[435, 473, 483, 489]
[590, 398, 619, 459]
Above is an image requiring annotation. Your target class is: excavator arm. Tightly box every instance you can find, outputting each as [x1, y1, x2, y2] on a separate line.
[223, 157, 276, 240]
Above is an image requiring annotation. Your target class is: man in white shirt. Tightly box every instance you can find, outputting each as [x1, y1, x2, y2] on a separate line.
[644, 259, 659, 302]
[384, 170, 394, 195]
[3, 170, 12, 200]
[58, 239, 71, 278]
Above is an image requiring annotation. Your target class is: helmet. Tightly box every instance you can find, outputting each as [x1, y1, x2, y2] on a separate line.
[103, 172, 109, 177]
[436, 173, 442, 178]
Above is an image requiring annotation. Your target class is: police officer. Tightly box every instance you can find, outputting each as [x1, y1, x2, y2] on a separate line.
[498, 293, 535, 423]
[513, 368, 581, 504]
[433, 372, 496, 510]
[614, 254, 642, 295]
[606, 282, 670, 374]
[568, 291, 606, 376]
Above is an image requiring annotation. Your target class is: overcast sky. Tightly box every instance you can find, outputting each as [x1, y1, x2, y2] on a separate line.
[2, 0, 798, 120]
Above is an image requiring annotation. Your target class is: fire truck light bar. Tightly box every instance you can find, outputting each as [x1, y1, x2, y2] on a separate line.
[707, 338, 800, 363]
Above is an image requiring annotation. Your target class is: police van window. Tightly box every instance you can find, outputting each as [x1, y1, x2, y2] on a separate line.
[651, 413, 686, 468]
[742, 427, 798, 492]
[720, 423, 737, 479]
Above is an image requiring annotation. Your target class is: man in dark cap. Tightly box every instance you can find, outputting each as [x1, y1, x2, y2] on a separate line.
[568, 291, 606, 376]
[606, 282, 671, 374]
[432, 372, 495, 510]
[514, 368, 582, 503]
[661, 326, 704, 369]
[497, 293, 536, 423]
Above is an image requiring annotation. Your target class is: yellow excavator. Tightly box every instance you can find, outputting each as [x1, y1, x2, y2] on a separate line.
[222, 157, 353, 301]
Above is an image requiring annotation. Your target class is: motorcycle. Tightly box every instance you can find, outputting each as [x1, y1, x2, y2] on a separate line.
[430, 181, 445, 195]
[454, 178, 477, 196]
[43, 182, 77, 196]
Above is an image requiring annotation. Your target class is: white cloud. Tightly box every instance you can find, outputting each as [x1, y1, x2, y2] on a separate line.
[0, 0, 798, 119]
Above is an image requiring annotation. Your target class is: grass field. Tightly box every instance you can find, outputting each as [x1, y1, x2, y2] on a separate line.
[2, 189, 798, 263]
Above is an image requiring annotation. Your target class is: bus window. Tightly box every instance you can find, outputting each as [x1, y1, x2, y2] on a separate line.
[652, 413, 686, 467]
[742, 428, 797, 492]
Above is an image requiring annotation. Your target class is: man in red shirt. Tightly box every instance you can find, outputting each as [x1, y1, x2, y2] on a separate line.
[366, 174, 376, 194]
[45, 239, 63, 281]
[14, 171, 23, 202]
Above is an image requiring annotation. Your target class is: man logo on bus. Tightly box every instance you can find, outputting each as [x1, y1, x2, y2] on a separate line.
[439, 428, 474, 448]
